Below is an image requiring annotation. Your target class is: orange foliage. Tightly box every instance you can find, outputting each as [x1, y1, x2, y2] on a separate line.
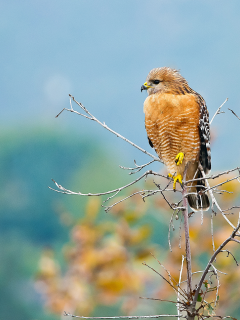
[36, 175, 240, 317]
[35, 196, 156, 316]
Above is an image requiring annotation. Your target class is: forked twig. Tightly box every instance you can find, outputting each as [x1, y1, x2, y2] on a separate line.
[210, 98, 228, 124]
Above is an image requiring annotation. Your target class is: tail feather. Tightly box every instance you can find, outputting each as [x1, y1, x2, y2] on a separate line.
[187, 169, 210, 212]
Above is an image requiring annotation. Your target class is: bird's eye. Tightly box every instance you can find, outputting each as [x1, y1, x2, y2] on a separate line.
[153, 80, 160, 84]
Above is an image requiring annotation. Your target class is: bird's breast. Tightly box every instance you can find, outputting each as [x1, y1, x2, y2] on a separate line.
[144, 93, 201, 175]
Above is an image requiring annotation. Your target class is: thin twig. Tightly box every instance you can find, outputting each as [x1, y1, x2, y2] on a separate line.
[199, 164, 240, 234]
[228, 108, 240, 121]
[119, 159, 157, 175]
[220, 249, 239, 266]
[182, 166, 192, 298]
[185, 166, 240, 184]
[142, 262, 187, 300]
[50, 170, 155, 196]
[211, 211, 216, 252]
[139, 297, 184, 305]
[178, 256, 185, 320]
[178, 213, 183, 249]
[150, 252, 187, 297]
[211, 265, 220, 308]
[63, 312, 185, 319]
[231, 238, 240, 244]
[168, 212, 174, 252]
[58, 95, 161, 162]
[192, 223, 240, 308]
[210, 98, 228, 124]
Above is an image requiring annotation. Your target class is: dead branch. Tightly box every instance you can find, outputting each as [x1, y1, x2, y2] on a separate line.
[199, 164, 240, 234]
[63, 312, 186, 319]
[119, 159, 157, 175]
[228, 108, 240, 120]
[139, 296, 184, 305]
[178, 256, 185, 320]
[142, 262, 187, 301]
[50, 170, 156, 196]
[220, 249, 239, 266]
[182, 168, 192, 299]
[57, 95, 161, 162]
[192, 223, 240, 309]
[210, 98, 228, 124]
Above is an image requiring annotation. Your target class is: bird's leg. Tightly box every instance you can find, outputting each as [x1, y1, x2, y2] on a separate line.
[168, 173, 183, 191]
[175, 152, 184, 165]
[172, 174, 183, 190]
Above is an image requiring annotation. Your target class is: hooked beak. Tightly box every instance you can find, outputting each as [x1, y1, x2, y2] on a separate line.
[141, 82, 152, 92]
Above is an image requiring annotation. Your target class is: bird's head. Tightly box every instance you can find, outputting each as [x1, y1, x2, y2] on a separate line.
[141, 67, 189, 95]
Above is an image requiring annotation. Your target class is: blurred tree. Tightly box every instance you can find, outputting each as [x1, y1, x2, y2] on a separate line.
[36, 172, 240, 318]
[0, 127, 131, 320]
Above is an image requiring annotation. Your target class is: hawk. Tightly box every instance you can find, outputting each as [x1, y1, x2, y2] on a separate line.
[141, 67, 211, 211]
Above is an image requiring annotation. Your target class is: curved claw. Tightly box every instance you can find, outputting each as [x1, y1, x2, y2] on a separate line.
[168, 173, 183, 191]
[175, 152, 184, 166]
[173, 174, 182, 190]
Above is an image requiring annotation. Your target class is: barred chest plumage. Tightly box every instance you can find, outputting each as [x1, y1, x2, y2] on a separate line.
[144, 92, 201, 177]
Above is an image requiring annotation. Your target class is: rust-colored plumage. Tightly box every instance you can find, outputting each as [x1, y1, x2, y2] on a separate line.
[141, 67, 211, 211]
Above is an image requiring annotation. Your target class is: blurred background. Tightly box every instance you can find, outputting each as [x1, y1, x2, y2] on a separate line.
[1, 0, 240, 319]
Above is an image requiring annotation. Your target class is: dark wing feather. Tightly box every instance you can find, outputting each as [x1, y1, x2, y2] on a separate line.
[199, 99, 211, 174]
[148, 136, 153, 148]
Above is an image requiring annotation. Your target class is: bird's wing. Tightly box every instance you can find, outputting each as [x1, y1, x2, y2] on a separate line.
[199, 99, 211, 174]
[147, 135, 153, 148]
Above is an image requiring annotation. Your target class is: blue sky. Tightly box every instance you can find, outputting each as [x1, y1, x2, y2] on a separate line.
[1, 0, 240, 171]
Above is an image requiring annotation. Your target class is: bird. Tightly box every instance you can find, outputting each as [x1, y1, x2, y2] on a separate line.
[141, 67, 211, 211]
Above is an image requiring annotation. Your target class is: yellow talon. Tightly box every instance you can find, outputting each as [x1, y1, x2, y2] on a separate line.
[175, 152, 184, 166]
[173, 174, 183, 190]
[168, 173, 183, 190]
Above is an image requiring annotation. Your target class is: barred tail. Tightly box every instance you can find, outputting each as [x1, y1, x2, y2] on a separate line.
[187, 169, 210, 212]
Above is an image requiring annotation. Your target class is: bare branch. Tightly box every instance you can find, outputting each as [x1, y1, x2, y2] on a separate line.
[119, 159, 157, 175]
[210, 98, 228, 124]
[192, 223, 240, 308]
[150, 252, 187, 298]
[168, 212, 174, 252]
[50, 170, 155, 197]
[185, 166, 240, 185]
[142, 262, 187, 301]
[211, 265, 220, 308]
[231, 238, 240, 244]
[57, 95, 161, 162]
[211, 211, 216, 252]
[139, 297, 184, 305]
[220, 249, 239, 266]
[199, 164, 240, 233]
[222, 206, 240, 213]
[178, 213, 183, 249]
[203, 174, 240, 194]
[63, 312, 185, 319]
[228, 108, 240, 121]
[178, 256, 185, 320]
[182, 167, 192, 298]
